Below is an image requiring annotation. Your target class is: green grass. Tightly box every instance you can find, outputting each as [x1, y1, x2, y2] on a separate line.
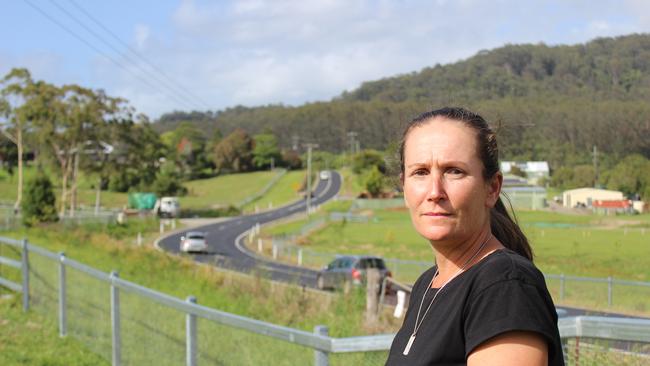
[0, 293, 109, 366]
[242, 170, 306, 213]
[1, 221, 400, 337]
[181, 170, 279, 209]
[0, 220, 403, 364]
[260, 205, 650, 315]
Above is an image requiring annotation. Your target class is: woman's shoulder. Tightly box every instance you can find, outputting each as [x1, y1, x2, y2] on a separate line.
[468, 248, 547, 292]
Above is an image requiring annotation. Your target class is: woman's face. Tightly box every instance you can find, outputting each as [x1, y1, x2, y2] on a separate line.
[402, 118, 500, 245]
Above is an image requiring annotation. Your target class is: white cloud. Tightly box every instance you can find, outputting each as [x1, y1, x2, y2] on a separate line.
[95, 0, 650, 117]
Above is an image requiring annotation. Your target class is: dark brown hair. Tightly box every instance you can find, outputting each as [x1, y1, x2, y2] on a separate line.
[398, 107, 533, 261]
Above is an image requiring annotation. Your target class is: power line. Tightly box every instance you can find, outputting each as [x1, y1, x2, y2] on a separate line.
[22, 0, 199, 111]
[47, 0, 205, 110]
[65, 0, 212, 110]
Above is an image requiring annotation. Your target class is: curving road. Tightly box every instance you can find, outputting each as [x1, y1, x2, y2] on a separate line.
[158, 171, 342, 287]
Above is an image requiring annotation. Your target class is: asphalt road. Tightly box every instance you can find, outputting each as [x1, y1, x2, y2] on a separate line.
[158, 170, 342, 287]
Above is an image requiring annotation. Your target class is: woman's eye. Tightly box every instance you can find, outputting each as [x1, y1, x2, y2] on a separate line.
[446, 168, 464, 176]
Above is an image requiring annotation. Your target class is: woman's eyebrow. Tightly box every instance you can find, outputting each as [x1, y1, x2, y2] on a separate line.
[406, 162, 429, 169]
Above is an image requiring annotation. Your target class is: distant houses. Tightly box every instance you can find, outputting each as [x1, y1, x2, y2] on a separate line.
[562, 188, 624, 208]
[500, 161, 549, 186]
[499, 161, 549, 210]
[561, 187, 646, 214]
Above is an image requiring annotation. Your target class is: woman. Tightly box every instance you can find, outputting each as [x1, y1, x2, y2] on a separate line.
[385, 107, 564, 365]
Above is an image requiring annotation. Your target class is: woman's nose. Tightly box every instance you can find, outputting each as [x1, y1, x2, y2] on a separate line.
[427, 175, 446, 202]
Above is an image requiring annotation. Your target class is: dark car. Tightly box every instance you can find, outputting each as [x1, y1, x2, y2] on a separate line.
[316, 255, 391, 291]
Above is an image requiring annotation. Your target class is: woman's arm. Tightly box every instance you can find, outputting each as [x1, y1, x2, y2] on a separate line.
[467, 331, 548, 366]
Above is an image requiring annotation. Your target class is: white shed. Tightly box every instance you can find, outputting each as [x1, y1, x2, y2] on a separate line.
[562, 188, 624, 208]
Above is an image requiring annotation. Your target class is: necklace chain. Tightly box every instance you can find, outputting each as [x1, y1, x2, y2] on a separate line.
[403, 235, 492, 356]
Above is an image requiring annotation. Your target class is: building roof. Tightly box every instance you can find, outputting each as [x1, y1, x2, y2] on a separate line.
[563, 187, 623, 195]
[593, 200, 631, 208]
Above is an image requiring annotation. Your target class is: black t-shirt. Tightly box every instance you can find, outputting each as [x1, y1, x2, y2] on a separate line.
[385, 249, 564, 366]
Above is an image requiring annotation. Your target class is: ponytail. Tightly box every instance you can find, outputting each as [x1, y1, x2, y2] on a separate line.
[490, 197, 533, 261]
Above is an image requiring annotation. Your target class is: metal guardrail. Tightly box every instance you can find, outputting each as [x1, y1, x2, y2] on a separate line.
[2, 235, 650, 366]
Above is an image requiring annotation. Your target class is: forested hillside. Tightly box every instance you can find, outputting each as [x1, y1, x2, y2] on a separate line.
[155, 34, 650, 170]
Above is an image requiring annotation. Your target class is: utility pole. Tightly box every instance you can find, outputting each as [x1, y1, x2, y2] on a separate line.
[303, 143, 319, 215]
[592, 145, 599, 188]
[347, 131, 358, 155]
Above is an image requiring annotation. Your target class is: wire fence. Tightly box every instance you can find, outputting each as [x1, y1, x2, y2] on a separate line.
[2, 236, 650, 366]
[249, 236, 650, 317]
[0, 204, 118, 231]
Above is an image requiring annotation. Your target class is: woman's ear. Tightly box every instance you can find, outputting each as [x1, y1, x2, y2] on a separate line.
[485, 172, 502, 208]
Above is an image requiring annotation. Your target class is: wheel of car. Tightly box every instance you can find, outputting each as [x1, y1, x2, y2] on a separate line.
[317, 275, 325, 290]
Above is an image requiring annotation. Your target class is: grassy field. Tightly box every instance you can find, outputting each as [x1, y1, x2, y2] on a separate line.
[0, 219, 403, 364]
[181, 170, 280, 209]
[241, 170, 306, 213]
[1, 167, 288, 211]
[259, 204, 650, 315]
[0, 293, 109, 366]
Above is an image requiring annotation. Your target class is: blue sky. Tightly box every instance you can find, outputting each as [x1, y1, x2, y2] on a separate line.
[2, 0, 650, 119]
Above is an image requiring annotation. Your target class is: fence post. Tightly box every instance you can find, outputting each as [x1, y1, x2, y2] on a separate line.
[314, 325, 329, 366]
[560, 274, 565, 301]
[59, 252, 67, 337]
[186, 296, 197, 366]
[21, 238, 29, 311]
[110, 271, 121, 366]
[298, 249, 303, 266]
[608, 276, 613, 307]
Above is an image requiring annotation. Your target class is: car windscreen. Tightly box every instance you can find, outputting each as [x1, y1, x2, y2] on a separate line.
[187, 234, 205, 239]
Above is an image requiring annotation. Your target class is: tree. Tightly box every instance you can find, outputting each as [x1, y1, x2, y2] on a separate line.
[281, 149, 302, 170]
[605, 154, 650, 199]
[361, 165, 386, 197]
[252, 133, 281, 169]
[213, 128, 254, 173]
[0, 68, 35, 213]
[21, 172, 58, 226]
[151, 161, 188, 197]
[352, 150, 387, 174]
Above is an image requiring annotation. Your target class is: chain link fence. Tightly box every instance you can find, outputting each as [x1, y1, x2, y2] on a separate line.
[3, 236, 650, 365]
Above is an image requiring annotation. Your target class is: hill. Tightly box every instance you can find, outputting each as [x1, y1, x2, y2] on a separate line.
[154, 34, 650, 168]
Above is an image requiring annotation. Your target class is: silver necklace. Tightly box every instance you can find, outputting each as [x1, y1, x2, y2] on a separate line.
[402, 235, 492, 356]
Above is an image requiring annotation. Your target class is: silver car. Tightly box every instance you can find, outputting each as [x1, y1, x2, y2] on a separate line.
[180, 231, 208, 253]
[316, 255, 391, 291]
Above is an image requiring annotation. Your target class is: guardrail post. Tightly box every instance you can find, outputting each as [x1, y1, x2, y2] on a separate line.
[608, 276, 613, 307]
[21, 238, 29, 311]
[59, 252, 67, 337]
[186, 296, 197, 366]
[298, 249, 303, 266]
[560, 274, 565, 301]
[110, 271, 121, 366]
[314, 325, 329, 366]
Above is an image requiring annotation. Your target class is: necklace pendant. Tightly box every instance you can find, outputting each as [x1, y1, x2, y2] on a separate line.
[403, 334, 416, 355]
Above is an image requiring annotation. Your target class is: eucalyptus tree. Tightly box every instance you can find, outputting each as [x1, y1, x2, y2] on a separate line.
[0, 68, 36, 212]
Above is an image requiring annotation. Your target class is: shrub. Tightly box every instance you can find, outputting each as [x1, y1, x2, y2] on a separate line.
[21, 173, 58, 226]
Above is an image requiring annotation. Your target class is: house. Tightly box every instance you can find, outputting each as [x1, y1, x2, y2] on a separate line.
[500, 161, 550, 186]
[562, 188, 624, 208]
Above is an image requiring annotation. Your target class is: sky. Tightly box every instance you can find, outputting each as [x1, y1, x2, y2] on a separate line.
[2, 0, 650, 119]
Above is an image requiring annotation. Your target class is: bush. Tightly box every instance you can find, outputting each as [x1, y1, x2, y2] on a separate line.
[151, 172, 188, 197]
[361, 166, 386, 198]
[21, 173, 58, 226]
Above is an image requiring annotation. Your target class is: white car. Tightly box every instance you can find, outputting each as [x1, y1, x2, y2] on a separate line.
[319, 171, 330, 180]
[180, 232, 207, 253]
